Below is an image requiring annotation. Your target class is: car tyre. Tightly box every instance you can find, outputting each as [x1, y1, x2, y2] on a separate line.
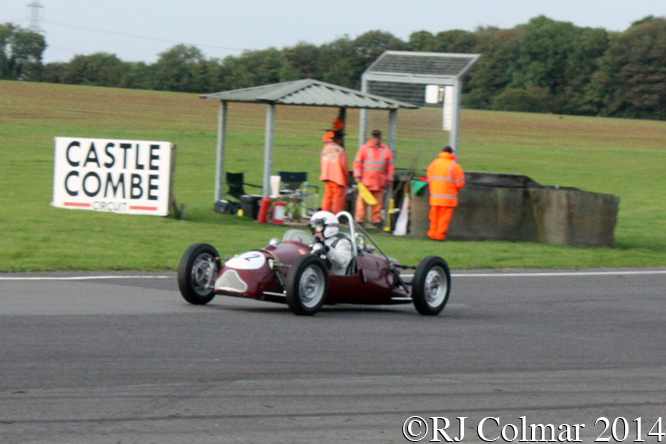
[286, 254, 329, 315]
[178, 243, 221, 305]
[412, 256, 451, 316]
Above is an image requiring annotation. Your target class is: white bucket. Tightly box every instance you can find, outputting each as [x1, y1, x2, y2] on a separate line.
[270, 175, 281, 198]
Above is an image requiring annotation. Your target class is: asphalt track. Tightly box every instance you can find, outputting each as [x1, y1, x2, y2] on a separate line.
[1, 268, 666, 444]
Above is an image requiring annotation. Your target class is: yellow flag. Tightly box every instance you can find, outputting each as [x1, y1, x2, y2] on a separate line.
[357, 182, 378, 205]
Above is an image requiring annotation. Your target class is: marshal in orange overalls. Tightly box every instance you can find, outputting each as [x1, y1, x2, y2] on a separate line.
[353, 134, 394, 225]
[426, 149, 466, 240]
[320, 132, 349, 215]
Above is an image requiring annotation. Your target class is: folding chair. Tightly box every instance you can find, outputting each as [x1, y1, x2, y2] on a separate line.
[278, 171, 319, 220]
[216, 172, 263, 217]
[226, 172, 262, 201]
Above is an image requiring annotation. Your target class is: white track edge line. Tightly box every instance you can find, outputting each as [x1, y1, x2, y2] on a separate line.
[397, 270, 666, 278]
[452, 270, 666, 278]
[0, 275, 171, 281]
[2, 270, 666, 281]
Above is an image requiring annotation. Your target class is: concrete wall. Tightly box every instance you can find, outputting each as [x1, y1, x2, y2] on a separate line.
[410, 173, 620, 247]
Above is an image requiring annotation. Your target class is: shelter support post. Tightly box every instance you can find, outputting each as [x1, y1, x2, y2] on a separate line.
[214, 101, 228, 202]
[358, 109, 367, 148]
[262, 104, 276, 197]
[388, 109, 398, 157]
[448, 79, 463, 154]
[358, 77, 369, 148]
[338, 107, 346, 146]
[338, 107, 346, 125]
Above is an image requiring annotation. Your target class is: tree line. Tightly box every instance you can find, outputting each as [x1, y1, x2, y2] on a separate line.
[2, 15, 666, 120]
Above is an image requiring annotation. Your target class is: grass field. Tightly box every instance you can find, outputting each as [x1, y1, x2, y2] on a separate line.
[1, 80, 665, 271]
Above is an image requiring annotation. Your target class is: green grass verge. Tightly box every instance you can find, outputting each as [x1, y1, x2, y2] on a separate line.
[1, 80, 665, 271]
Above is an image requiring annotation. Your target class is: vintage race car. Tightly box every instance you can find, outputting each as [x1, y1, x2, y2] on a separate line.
[177, 211, 452, 316]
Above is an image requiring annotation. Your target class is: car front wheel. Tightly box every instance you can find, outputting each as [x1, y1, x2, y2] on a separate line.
[412, 256, 451, 316]
[178, 243, 221, 305]
[286, 255, 329, 315]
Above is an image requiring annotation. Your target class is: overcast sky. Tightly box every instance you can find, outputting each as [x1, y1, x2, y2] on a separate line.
[3, 0, 665, 64]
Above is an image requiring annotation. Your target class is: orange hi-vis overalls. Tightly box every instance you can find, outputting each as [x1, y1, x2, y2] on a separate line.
[426, 151, 466, 240]
[320, 141, 349, 214]
[353, 141, 395, 223]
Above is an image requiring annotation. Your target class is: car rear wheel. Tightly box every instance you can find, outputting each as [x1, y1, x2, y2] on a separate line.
[286, 255, 329, 315]
[412, 256, 451, 316]
[178, 243, 221, 305]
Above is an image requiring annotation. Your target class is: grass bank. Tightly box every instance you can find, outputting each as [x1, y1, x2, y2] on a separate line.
[1, 80, 665, 271]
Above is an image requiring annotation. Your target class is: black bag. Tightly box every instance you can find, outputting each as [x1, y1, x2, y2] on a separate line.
[214, 200, 240, 215]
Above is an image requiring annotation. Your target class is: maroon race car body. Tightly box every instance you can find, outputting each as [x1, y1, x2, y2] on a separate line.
[178, 212, 451, 316]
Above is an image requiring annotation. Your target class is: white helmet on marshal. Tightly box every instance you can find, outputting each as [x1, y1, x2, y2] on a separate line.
[309, 211, 339, 239]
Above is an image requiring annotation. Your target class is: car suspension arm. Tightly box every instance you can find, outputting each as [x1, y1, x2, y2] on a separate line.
[354, 222, 411, 295]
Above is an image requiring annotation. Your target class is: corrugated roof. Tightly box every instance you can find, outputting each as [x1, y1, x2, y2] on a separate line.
[366, 51, 481, 78]
[201, 79, 418, 109]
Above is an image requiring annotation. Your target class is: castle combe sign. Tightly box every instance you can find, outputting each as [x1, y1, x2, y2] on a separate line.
[52, 137, 176, 216]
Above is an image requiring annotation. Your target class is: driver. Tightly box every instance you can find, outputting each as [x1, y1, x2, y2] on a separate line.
[309, 211, 352, 276]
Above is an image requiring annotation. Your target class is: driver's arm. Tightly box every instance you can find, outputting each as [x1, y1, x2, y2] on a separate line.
[327, 238, 352, 270]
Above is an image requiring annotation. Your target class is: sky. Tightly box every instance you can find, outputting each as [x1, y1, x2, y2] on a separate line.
[2, 0, 665, 64]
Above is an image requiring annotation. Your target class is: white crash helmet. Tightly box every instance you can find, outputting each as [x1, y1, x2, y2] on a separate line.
[309, 211, 339, 239]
